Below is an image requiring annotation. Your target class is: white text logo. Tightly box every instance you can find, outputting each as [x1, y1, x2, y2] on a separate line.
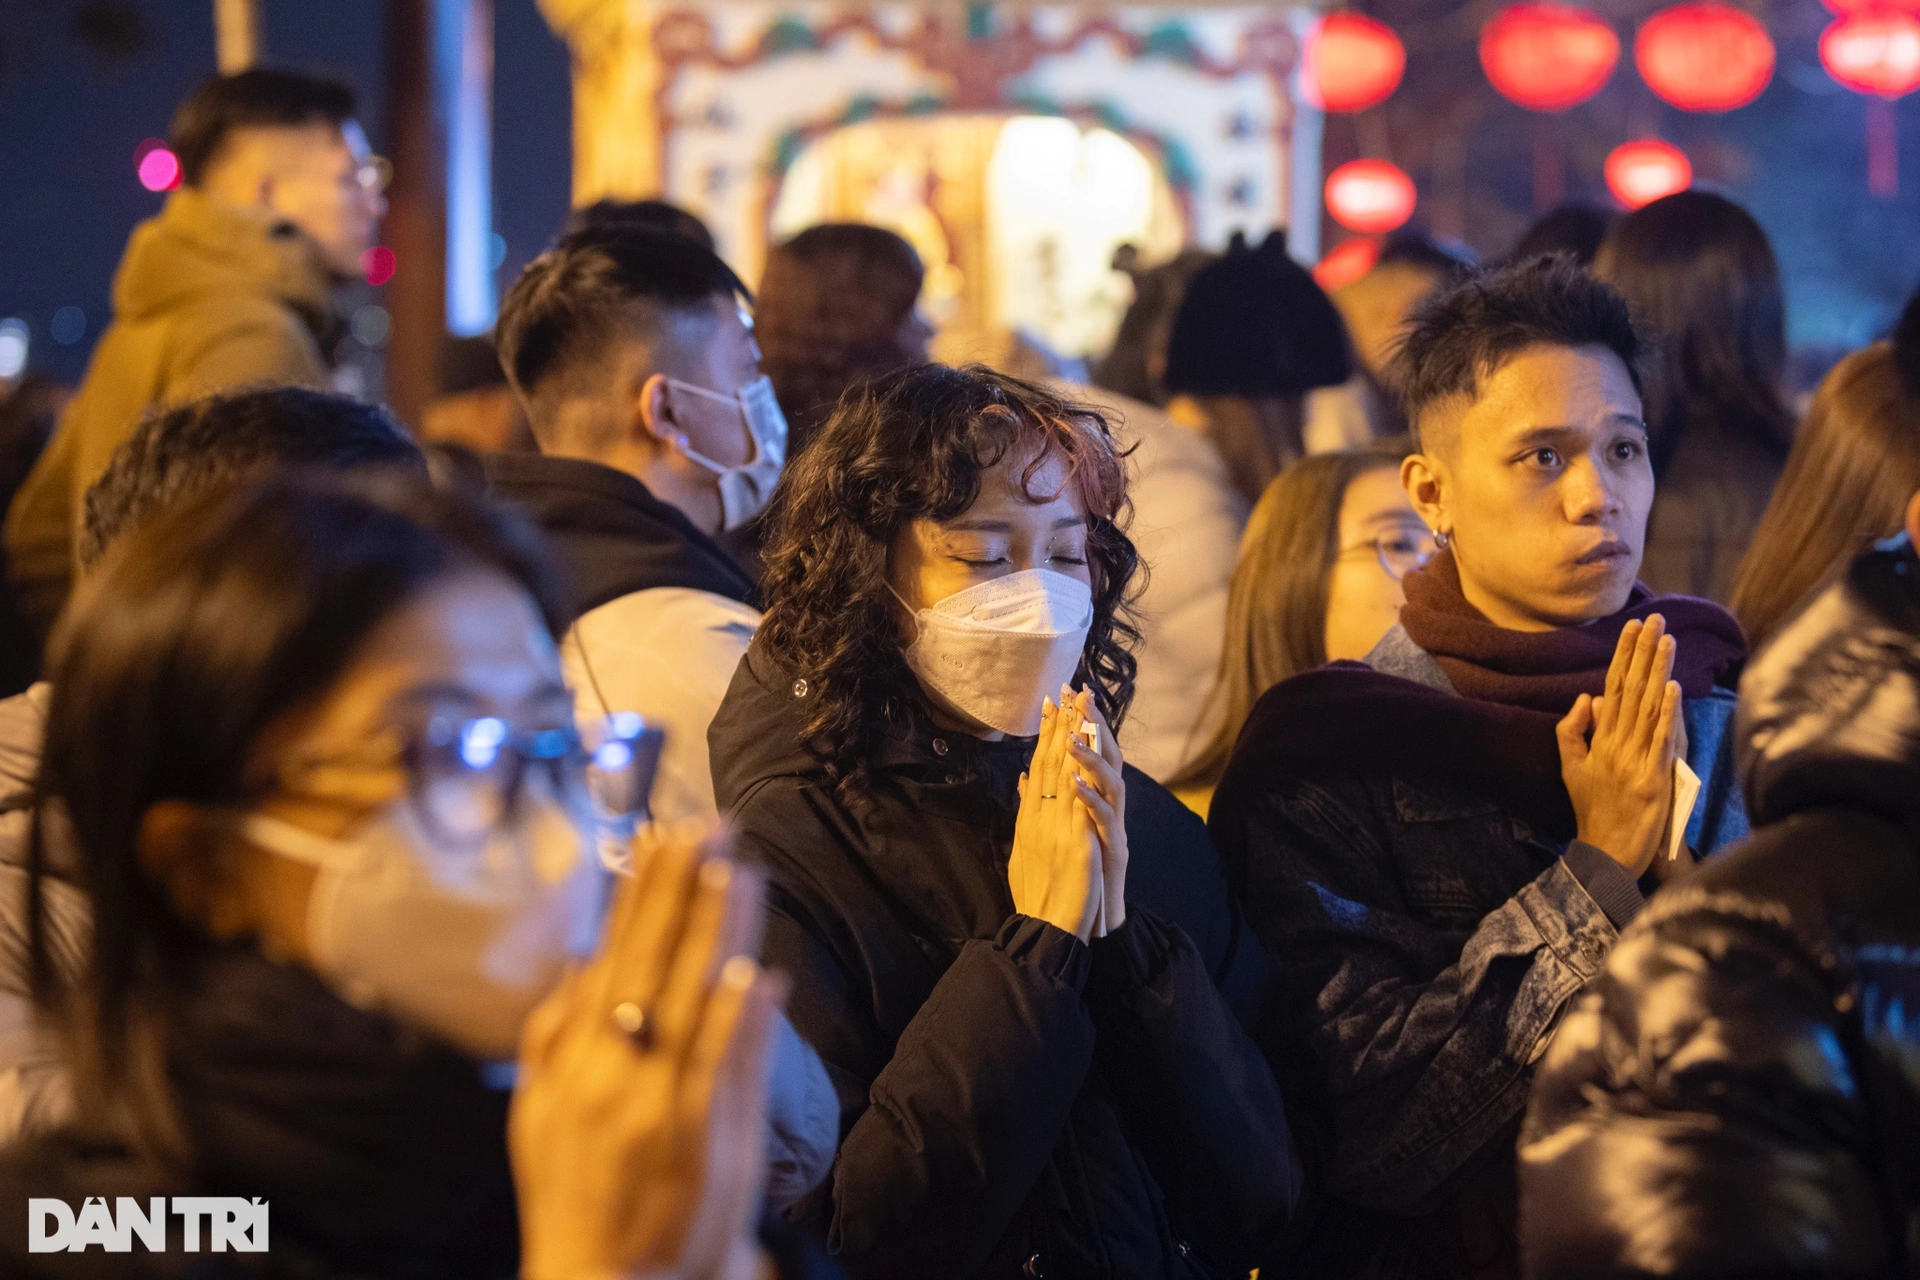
[28, 1197, 268, 1253]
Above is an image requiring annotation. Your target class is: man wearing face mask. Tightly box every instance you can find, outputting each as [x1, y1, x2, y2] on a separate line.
[489, 229, 839, 1216]
[491, 224, 781, 829]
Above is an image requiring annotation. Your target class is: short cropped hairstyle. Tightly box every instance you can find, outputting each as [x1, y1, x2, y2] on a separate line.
[1392, 255, 1644, 452]
[80, 387, 423, 570]
[494, 225, 750, 424]
[169, 67, 358, 187]
[564, 198, 715, 251]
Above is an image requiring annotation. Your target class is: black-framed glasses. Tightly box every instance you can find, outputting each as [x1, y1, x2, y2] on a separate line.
[282, 712, 665, 849]
[1339, 526, 1438, 582]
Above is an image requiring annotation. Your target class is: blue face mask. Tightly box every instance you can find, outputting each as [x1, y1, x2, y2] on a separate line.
[667, 374, 789, 531]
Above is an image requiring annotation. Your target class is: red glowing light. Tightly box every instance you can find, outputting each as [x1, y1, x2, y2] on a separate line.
[1635, 3, 1775, 111]
[1820, 0, 1920, 17]
[1302, 14, 1407, 113]
[135, 142, 182, 193]
[362, 246, 398, 287]
[1324, 160, 1418, 234]
[1605, 138, 1693, 208]
[1820, 10, 1920, 98]
[1314, 237, 1383, 290]
[1480, 3, 1621, 111]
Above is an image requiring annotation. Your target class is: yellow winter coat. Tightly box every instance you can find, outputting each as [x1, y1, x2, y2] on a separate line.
[4, 188, 334, 634]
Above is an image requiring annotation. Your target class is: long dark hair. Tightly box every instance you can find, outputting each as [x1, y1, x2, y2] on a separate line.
[758, 364, 1139, 793]
[29, 473, 565, 1164]
[1168, 442, 1410, 793]
[1729, 296, 1920, 647]
[1593, 190, 1793, 473]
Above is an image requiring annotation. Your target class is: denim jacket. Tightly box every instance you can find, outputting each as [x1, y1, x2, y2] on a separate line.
[1208, 626, 1746, 1278]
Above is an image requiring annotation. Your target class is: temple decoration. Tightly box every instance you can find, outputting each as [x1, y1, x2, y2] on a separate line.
[540, 1, 1316, 364]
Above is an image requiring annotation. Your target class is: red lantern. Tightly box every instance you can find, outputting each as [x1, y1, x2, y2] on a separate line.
[1821, 0, 1919, 17]
[1480, 3, 1621, 110]
[1325, 159, 1417, 234]
[1302, 13, 1406, 113]
[1820, 11, 1920, 97]
[1635, 3, 1775, 111]
[1605, 138, 1692, 208]
[1314, 237, 1383, 290]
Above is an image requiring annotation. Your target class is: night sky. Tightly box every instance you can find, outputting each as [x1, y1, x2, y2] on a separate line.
[0, 0, 572, 386]
[1, 0, 1917, 389]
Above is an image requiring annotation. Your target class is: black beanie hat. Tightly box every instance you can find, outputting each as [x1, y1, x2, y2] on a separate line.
[1163, 230, 1351, 397]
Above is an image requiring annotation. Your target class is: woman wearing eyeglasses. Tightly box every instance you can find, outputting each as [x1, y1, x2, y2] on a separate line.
[1168, 441, 1427, 816]
[0, 476, 788, 1279]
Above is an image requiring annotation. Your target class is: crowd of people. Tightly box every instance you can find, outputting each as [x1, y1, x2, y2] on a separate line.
[0, 64, 1914, 1280]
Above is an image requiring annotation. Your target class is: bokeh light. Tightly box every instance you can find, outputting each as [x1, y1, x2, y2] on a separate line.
[361, 246, 398, 287]
[50, 306, 86, 346]
[1325, 160, 1418, 234]
[1605, 138, 1694, 207]
[0, 319, 29, 381]
[133, 139, 182, 192]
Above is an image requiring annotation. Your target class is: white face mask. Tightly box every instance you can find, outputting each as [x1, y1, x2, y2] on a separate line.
[238, 794, 608, 1061]
[668, 374, 789, 532]
[897, 568, 1095, 736]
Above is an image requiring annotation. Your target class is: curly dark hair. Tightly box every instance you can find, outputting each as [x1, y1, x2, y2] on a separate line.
[759, 363, 1140, 792]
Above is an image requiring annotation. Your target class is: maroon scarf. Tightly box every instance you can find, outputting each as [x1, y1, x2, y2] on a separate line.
[1398, 550, 1747, 714]
[1211, 551, 1747, 844]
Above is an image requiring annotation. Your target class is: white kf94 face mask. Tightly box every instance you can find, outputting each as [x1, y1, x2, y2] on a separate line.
[667, 374, 789, 532]
[897, 568, 1095, 737]
[238, 794, 608, 1061]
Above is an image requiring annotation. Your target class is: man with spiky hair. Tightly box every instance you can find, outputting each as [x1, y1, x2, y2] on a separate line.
[1209, 257, 1751, 1279]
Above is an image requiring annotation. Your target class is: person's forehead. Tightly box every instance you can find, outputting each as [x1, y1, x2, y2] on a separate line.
[1460, 342, 1640, 438]
[974, 447, 1081, 511]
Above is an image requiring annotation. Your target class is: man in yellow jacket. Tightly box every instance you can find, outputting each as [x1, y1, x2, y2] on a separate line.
[5, 68, 385, 634]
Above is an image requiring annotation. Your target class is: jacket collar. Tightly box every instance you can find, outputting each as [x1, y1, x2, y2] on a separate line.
[114, 187, 334, 333]
[483, 452, 759, 618]
[1739, 534, 1920, 826]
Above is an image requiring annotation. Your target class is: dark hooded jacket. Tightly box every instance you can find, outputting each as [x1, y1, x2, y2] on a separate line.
[1518, 533, 1920, 1279]
[708, 634, 1301, 1280]
[482, 452, 759, 616]
[0, 942, 520, 1278]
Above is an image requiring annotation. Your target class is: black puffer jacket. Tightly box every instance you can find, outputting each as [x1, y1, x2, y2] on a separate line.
[709, 635, 1301, 1280]
[1519, 534, 1920, 1279]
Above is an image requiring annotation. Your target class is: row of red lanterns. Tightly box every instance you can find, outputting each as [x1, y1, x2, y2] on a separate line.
[1321, 135, 1690, 243]
[1302, 1, 1920, 115]
[1314, 135, 1687, 287]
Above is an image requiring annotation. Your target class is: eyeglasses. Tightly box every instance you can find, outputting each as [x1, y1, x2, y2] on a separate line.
[1339, 526, 1439, 582]
[281, 712, 664, 849]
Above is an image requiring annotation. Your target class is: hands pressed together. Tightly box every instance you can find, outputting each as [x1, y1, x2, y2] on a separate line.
[512, 822, 783, 1280]
[1011, 685, 1129, 942]
[1556, 614, 1690, 879]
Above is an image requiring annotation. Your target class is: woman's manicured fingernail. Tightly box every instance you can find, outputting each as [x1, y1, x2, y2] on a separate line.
[1042, 696, 1055, 716]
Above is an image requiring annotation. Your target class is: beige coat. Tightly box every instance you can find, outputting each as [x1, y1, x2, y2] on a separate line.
[4, 188, 333, 632]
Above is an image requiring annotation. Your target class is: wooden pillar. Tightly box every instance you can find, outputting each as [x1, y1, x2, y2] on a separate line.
[539, 0, 664, 205]
[214, 0, 259, 73]
[384, 0, 447, 430]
